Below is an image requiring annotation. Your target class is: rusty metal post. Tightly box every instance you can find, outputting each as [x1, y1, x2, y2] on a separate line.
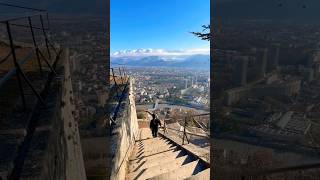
[30, 15, 57, 76]
[122, 66, 127, 83]
[163, 121, 167, 134]
[28, 16, 43, 76]
[182, 117, 186, 145]
[6, 21, 26, 110]
[118, 66, 122, 77]
[118, 66, 123, 84]
[111, 68, 119, 97]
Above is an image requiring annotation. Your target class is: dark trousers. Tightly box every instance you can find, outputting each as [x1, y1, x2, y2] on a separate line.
[151, 127, 158, 137]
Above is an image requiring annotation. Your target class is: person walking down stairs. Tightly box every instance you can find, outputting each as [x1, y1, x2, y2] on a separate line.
[146, 111, 161, 138]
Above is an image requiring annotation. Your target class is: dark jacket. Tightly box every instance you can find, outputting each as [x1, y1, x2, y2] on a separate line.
[150, 118, 161, 129]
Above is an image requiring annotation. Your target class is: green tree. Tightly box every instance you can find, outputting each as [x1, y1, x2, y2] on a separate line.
[191, 25, 211, 41]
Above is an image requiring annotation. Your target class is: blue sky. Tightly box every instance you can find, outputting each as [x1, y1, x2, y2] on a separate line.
[111, 0, 209, 53]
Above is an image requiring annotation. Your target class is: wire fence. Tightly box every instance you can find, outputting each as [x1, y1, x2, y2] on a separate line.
[162, 113, 210, 147]
[0, 3, 62, 180]
[108, 65, 130, 135]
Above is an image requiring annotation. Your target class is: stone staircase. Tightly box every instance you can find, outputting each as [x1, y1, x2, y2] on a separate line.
[126, 128, 210, 180]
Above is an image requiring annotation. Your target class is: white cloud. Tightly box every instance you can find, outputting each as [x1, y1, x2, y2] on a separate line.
[111, 47, 210, 57]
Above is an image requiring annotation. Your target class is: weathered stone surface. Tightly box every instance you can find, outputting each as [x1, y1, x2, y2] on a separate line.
[125, 128, 210, 180]
[108, 78, 139, 180]
[0, 48, 86, 180]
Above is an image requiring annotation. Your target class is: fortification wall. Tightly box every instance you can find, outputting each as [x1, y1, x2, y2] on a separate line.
[109, 78, 139, 180]
[61, 49, 87, 180]
[17, 49, 86, 180]
[80, 78, 138, 180]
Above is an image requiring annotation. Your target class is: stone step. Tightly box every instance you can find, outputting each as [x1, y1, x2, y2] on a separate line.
[153, 138, 171, 143]
[128, 154, 188, 173]
[136, 137, 170, 145]
[127, 154, 194, 180]
[147, 160, 201, 180]
[135, 139, 171, 148]
[132, 143, 173, 156]
[184, 168, 210, 180]
[135, 140, 170, 147]
[134, 141, 171, 151]
[129, 149, 185, 167]
[134, 141, 174, 153]
[135, 141, 169, 149]
[131, 146, 178, 159]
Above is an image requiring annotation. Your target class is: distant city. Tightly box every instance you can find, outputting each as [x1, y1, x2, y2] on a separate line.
[213, 20, 320, 178]
[126, 67, 209, 109]
[48, 16, 108, 130]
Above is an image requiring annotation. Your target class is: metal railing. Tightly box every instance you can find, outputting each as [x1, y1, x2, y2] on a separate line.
[108, 65, 130, 135]
[163, 113, 210, 145]
[0, 3, 60, 111]
[0, 3, 62, 180]
[108, 65, 136, 179]
[109, 64, 127, 98]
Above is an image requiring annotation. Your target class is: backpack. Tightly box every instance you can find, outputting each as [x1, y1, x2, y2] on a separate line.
[150, 119, 156, 128]
[150, 118, 160, 128]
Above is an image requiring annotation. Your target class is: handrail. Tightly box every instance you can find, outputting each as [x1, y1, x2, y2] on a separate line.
[108, 66, 129, 135]
[0, 5, 59, 110]
[0, 3, 62, 180]
[109, 70, 136, 180]
[165, 127, 209, 138]
[162, 113, 210, 145]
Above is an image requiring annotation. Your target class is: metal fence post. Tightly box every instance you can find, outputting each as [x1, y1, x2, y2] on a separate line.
[6, 21, 26, 110]
[28, 16, 43, 76]
[182, 117, 186, 145]
[111, 68, 119, 97]
[30, 16, 57, 76]
[122, 66, 126, 83]
[118, 66, 123, 84]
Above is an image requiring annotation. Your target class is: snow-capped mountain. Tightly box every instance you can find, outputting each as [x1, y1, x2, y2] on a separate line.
[111, 48, 209, 57]
[111, 48, 210, 69]
[112, 49, 165, 57]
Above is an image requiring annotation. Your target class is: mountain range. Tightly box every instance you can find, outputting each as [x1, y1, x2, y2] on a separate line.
[111, 54, 210, 69]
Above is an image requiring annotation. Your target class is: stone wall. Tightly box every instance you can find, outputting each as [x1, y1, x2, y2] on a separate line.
[60, 49, 87, 180]
[80, 78, 139, 180]
[2, 49, 87, 180]
[19, 82, 67, 180]
[109, 78, 139, 180]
